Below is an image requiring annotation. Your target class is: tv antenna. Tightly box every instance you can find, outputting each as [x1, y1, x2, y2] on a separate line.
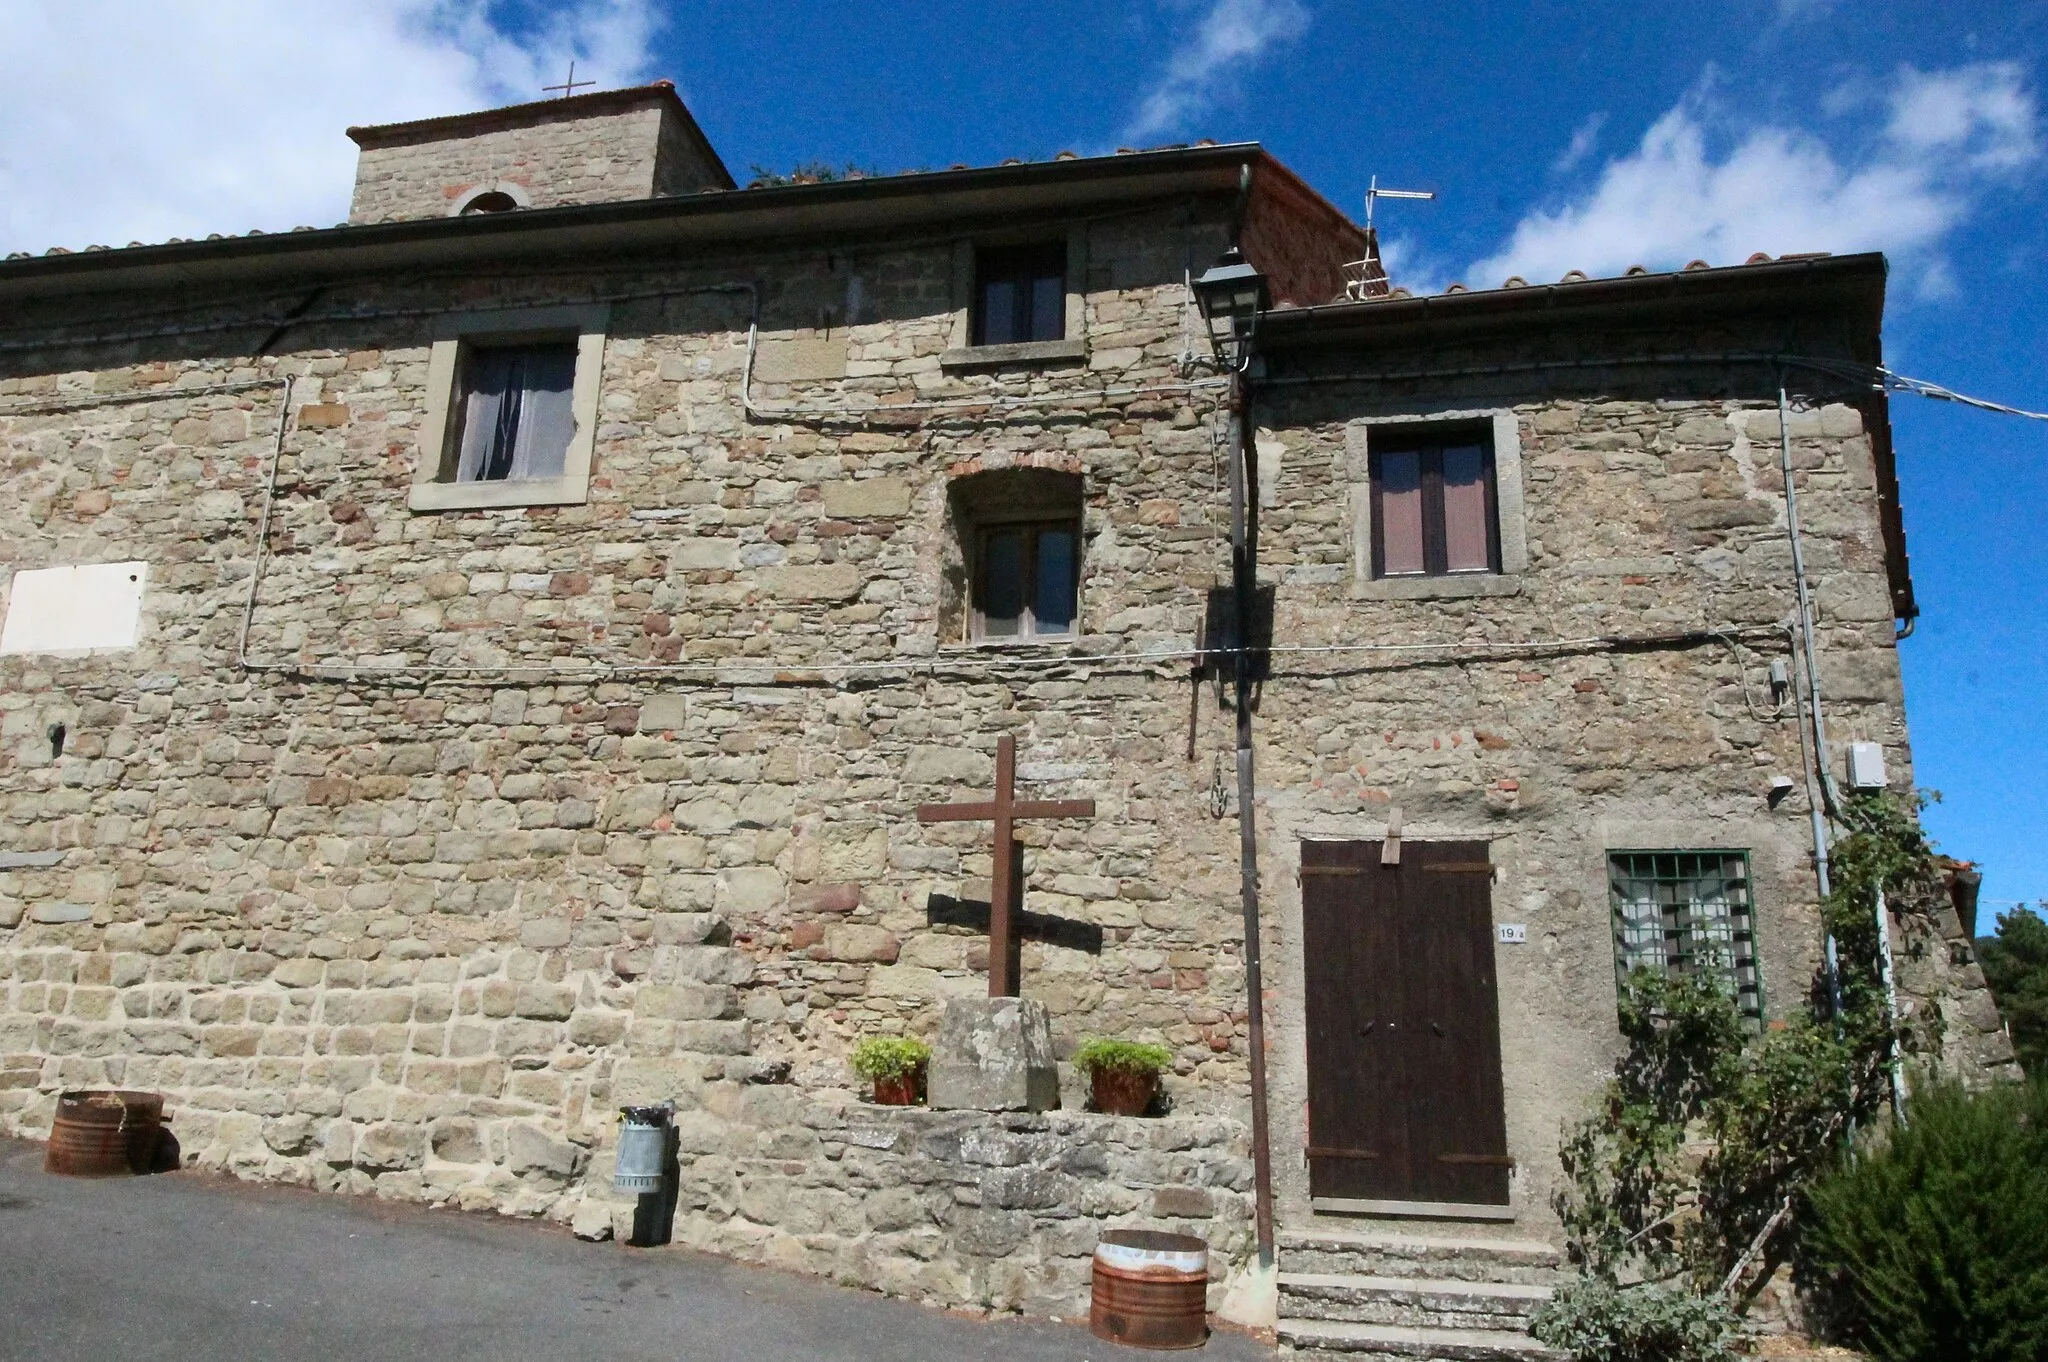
[1364, 175, 1436, 232]
[1345, 176, 1438, 300]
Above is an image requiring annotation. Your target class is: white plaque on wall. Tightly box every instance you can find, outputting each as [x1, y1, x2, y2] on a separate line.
[0, 562, 149, 654]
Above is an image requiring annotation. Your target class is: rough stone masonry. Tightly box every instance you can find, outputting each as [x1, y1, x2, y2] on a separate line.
[0, 87, 2012, 1327]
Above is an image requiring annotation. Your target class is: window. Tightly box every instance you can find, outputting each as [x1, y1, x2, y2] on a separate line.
[975, 520, 1078, 639]
[1609, 851, 1762, 1020]
[946, 467, 1084, 643]
[449, 342, 577, 483]
[973, 242, 1066, 346]
[460, 191, 519, 215]
[410, 304, 607, 512]
[1369, 433, 1500, 578]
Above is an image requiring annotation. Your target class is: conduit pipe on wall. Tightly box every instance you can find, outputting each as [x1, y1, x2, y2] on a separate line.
[237, 375, 294, 670]
[1777, 381, 1908, 1121]
[1776, 385, 1840, 915]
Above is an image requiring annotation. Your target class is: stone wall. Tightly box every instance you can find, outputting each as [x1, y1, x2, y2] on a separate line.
[0, 206, 1269, 1311]
[0, 204, 2006, 1316]
[1247, 342, 2015, 1225]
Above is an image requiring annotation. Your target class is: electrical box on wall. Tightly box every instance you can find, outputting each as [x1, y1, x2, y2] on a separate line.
[1847, 742, 1888, 791]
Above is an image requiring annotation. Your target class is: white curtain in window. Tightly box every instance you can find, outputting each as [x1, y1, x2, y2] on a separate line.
[455, 346, 577, 483]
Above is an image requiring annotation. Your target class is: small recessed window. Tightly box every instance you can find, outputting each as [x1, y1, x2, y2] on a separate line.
[976, 520, 1078, 639]
[450, 342, 577, 483]
[1609, 850, 1762, 1020]
[461, 191, 520, 215]
[1370, 433, 1500, 578]
[974, 243, 1066, 346]
[947, 467, 1084, 643]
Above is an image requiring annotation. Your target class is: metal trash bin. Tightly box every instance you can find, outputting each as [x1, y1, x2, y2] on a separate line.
[1090, 1228, 1210, 1350]
[613, 1103, 673, 1193]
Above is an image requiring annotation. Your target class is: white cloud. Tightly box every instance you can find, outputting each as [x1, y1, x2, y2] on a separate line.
[1552, 112, 1607, 175]
[1468, 63, 2038, 295]
[0, 0, 662, 256]
[1122, 0, 1310, 143]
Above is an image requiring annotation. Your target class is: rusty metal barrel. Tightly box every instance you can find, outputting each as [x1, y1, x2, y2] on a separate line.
[44, 1090, 165, 1177]
[1090, 1228, 1210, 1350]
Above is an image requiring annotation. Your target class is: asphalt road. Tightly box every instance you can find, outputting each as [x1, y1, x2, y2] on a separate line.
[0, 1137, 1269, 1362]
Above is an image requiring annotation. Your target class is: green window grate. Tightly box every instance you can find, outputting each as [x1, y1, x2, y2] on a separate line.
[1608, 850, 1761, 1019]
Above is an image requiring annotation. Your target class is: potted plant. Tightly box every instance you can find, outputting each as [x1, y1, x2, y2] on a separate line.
[1074, 1039, 1173, 1116]
[850, 1036, 930, 1106]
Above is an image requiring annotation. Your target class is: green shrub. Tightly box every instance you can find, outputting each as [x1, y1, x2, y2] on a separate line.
[848, 1035, 930, 1081]
[1530, 1274, 1740, 1362]
[1806, 1080, 2048, 1362]
[1072, 1038, 1172, 1076]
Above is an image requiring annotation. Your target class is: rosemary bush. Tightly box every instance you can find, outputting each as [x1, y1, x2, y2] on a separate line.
[1806, 1080, 2048, 1362]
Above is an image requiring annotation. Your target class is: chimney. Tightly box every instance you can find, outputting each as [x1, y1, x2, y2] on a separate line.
[343, 81, 733, 224]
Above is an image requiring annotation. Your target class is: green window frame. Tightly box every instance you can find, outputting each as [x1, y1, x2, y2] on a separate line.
[1608, 850, 1762, 1020]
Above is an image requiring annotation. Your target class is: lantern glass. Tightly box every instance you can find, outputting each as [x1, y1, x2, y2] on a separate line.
[1191, 247, 1270, 365]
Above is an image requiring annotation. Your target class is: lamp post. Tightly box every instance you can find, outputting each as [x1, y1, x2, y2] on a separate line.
[1191, 244, 1274, 1269]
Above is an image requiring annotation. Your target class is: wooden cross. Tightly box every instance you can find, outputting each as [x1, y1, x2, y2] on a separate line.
[544, 61, 596, 99]
[917, 734, 1095, 997]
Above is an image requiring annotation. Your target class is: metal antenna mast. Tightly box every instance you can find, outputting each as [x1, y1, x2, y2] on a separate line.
[1345, 176, 1438, 300]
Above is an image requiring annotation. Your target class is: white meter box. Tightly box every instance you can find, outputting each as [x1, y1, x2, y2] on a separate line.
[1846, 742, 1888, 791]
[0, 562, 149, 655]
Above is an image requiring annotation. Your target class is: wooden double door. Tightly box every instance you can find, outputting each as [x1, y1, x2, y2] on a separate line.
[1301, 839, 1512, 1207]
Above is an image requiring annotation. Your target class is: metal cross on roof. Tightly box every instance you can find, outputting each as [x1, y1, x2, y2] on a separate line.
[543, 61, 596, 99]
[916, 734, 1095, 998]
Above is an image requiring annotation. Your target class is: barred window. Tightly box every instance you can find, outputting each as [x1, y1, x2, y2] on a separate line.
[1608, 851, 1761, 1019]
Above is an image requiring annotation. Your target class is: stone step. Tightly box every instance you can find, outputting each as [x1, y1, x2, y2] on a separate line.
[1279, 1225, 1563, 1286]
[1279, 1272, 1550, 1332]
[1278, 1318, 1564, 1362]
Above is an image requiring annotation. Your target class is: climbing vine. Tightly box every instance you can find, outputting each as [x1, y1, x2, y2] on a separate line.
[1543, 794, 1942, 1327]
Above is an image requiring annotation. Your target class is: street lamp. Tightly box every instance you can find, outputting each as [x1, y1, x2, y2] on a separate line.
[1192, 240, 1276, 1272]
[1190, 245, 1270, 370]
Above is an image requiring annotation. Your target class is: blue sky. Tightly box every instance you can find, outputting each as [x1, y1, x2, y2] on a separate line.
[2, 1, 2044, 912]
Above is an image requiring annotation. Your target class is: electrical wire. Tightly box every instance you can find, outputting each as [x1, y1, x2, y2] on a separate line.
[234, 622, 1791, 689]
[0, 377, 283, 417]
[1869, 364, 2048, 422]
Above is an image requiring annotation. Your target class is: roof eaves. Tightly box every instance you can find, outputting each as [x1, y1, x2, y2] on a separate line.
[1260, 252, 1887, 343]
[0, 142, 1271, 297]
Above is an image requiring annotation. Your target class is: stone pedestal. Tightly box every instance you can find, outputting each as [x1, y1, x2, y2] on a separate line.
[928, 996, 1059, 1112]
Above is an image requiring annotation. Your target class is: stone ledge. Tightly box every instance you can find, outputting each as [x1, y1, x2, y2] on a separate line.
[408, 475, 591, 512]
[939, 338, 1088, 371]
[1349, 573, 1524, 602]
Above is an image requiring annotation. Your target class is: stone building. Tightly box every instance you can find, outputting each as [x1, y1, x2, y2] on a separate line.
[0, 83, 2012, 1355]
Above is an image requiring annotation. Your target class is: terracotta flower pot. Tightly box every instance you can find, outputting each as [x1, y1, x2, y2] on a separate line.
[871, 1064, 925, 1106]
[1090, 1066, 1160, 1116]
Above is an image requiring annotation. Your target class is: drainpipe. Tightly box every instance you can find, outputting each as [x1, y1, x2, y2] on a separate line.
[1227, 357, 1275, 1269]
[1778, 384, 1843, 1021]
